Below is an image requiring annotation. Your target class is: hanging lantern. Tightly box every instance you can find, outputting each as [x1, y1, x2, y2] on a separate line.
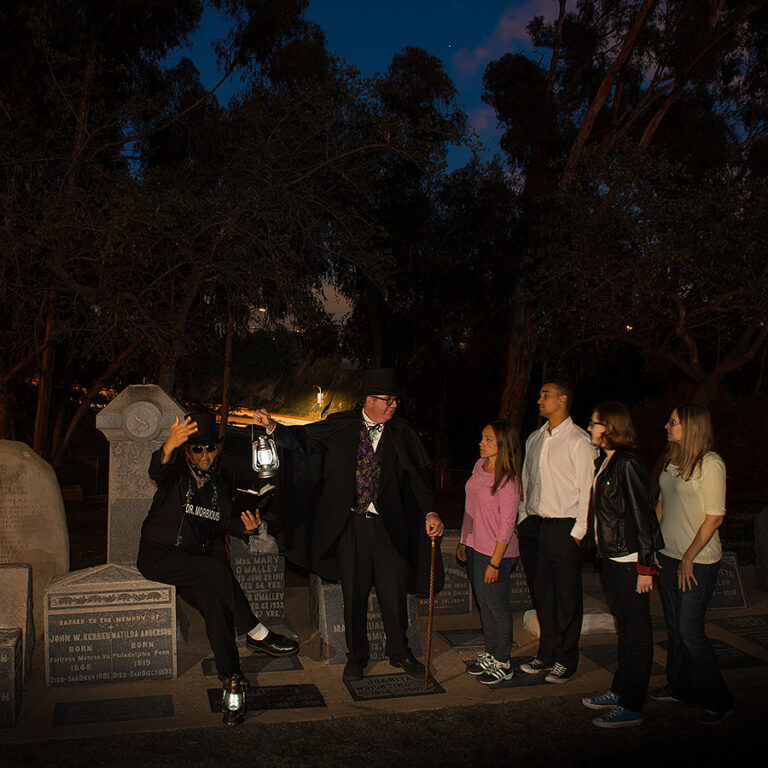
[221, 673, 246, 726]
[252, 435, 280, 478]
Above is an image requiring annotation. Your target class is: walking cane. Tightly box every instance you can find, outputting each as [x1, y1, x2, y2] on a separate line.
[424, 536, 437, 691]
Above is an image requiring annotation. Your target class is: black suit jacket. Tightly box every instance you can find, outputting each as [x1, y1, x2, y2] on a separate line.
[268, 409, 442, 592]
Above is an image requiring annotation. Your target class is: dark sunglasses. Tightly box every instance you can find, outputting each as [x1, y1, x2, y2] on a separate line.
[190, 444, 218, 454]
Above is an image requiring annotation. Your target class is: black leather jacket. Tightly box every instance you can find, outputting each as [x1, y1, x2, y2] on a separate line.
[590, 450, 663, 568]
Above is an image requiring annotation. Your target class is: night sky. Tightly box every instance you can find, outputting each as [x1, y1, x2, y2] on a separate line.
[175, 0, 559, 168]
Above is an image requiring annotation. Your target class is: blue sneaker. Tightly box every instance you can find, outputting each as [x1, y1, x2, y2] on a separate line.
[582, 691, 620, 710]
[592, 706, 643, 728]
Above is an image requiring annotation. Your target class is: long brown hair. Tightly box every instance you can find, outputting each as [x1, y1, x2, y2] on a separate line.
[665, 403, 714, 481]
[488, 419, 523, 495]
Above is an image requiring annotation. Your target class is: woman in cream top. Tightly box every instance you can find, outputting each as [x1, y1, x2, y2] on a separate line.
[655, 404, 732, 725]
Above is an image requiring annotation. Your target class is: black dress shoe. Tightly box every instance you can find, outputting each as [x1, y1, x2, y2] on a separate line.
[390, 655, 425, 678]
[246, 630, 299, 656]
[342, 662, 365, 681]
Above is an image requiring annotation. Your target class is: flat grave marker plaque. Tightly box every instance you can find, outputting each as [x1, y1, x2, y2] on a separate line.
[52, 695, 174, 726]
[580, 643, 665, 676]
[206, 683, 326, 712]
[202, 654, 303, 677]
[344, 673, 444, 701]
[658, 638, 767, 670]
[709, 614, 768, 650]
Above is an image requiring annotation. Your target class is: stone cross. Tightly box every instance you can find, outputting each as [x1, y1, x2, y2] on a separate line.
[95, 385, 184, 566]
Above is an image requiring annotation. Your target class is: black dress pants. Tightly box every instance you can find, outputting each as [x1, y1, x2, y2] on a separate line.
[601, 558, 653, 712]
[137, 541, 258, 676]
[518, 515, 583, 671]
[336, 513, 410, 665]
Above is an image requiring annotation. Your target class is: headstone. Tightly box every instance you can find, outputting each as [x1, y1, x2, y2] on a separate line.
[0, 441, 70, 633]
[509, 560, 534, 612]
[229, 538, 285, 621]
[755, 507, 768, 591]
[309, 575, 422, 664]
[95, 385, 184, 566]
[708, 551, 747, 610]
[417, 530, 473, 616]
[0, 564, 34, 679]
[0, 629, 22, 728]
[44, 563, 178, 686]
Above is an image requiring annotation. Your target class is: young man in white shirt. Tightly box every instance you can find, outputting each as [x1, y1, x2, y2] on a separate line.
[518, 380, 596, 683]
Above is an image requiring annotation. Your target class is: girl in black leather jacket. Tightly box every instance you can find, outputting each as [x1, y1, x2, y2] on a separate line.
[581, 401, 663, 729]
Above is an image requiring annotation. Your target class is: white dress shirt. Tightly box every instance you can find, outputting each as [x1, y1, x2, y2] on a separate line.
[520, 416, 597, 540]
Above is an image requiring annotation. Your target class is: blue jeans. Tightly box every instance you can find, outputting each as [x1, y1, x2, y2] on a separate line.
[657, 552, 733, 711]
[466, 547, 516, 662]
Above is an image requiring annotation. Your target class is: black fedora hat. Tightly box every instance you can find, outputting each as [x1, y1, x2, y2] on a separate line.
[361, 368, 400, 397]
[188, 413, 221, 445]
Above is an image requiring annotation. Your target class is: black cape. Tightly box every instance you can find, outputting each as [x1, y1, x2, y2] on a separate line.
[266, 410, 443, 594]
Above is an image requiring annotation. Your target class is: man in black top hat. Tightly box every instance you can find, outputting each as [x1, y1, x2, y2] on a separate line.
[254, 368, 444, 681]
[137, 413, 298, 686]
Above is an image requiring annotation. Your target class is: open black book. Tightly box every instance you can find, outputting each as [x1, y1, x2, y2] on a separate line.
[232, 484, 276, 517]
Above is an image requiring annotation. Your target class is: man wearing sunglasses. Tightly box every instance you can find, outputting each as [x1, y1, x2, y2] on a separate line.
[137, 412, 298, 688]
[254, 368, 444, 682]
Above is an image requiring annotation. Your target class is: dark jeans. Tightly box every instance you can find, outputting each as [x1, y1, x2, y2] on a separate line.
[518, 515, 583, 671]
[657, 552, 733, 712]
[137, 540, 258, 676]
[336, 513, 410, 665]
[466, 547, 516, 662]
[601, 558, 653, 712]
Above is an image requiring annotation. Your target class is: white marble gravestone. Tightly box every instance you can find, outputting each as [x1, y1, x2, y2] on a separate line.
[95, 385, 184, 566]
[44, 563, 178, 686]
[0, 441, 70, 634]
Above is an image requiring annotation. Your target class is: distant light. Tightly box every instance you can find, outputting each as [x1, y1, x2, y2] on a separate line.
[258, 307, 267, 313]
[626, 325, 633, 331]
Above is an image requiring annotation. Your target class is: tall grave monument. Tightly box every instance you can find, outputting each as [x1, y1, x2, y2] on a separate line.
[95, 385, 184, 566]
[0, 441, 69, 633]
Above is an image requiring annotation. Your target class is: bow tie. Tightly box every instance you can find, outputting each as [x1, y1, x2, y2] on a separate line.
[368, 423, 383, 440]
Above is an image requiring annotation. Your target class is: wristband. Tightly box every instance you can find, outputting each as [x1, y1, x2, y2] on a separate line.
[488, 562, 500, 570]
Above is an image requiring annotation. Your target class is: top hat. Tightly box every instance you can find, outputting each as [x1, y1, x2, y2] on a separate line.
[188, 413, 221, 444]
[361, 368, 400, 397]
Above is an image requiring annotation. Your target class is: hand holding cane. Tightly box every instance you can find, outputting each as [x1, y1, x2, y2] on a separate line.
[424, 536, 437, 691]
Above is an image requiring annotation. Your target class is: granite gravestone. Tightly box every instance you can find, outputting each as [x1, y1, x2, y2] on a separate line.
[0, 564, 34, 679]
[708, 551, 746, 610]
[0, 629, 22, 728]
[229, 537, 285, 621]
[509, 560, 534, 612]
[45, 563, 177, 686]
[417, 530, 472, 616]
[309, 575, 422, 665]
[95, 385, 184, 566]
[0, 441, 70, 633]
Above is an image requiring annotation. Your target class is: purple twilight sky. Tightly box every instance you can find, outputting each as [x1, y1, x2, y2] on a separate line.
[174, 0, 563, 169]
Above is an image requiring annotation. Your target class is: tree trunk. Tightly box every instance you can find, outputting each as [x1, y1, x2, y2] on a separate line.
[0, 379, 13, 440]
[157, 274, 201, 395]
[33, 299, 57, 458]
[498, 289, 534, 429]
[219, 305, 234, 441]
